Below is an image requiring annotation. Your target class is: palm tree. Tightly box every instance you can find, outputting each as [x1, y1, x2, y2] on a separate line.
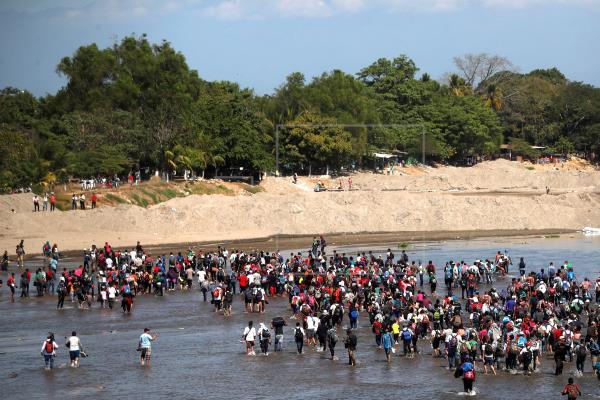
[448, 74, 471, 97]
[483, 84, 503, 111]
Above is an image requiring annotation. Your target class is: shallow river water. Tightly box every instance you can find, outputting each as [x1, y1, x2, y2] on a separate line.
[1, 234, 600, 400]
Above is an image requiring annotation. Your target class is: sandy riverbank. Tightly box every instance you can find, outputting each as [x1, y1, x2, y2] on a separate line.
[1, 159, 599, 254]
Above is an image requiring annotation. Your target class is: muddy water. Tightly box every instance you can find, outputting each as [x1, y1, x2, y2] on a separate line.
[1, 234, 600, 400]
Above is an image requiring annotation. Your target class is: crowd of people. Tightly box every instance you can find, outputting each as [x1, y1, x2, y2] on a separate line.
[31, 192, 99, 212]
[1, 236, 599, 397]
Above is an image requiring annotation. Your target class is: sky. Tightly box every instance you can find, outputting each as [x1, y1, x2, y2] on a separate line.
[0, 0, 599, 97]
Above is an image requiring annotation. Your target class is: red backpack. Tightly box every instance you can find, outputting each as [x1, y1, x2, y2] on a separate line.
[44, 340, 54, 353]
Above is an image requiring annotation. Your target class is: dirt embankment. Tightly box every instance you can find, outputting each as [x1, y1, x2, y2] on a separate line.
[1, 159, 599, 253]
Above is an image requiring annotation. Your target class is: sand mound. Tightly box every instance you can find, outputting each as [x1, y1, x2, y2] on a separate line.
[1, 159, 599, 252]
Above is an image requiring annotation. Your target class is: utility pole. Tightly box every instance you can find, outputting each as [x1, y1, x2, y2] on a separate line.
[422, 126, 426, 165]
[275, 125, 280, 176]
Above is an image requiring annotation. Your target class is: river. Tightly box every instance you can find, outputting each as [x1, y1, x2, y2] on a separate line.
[1, 234, 599, 399]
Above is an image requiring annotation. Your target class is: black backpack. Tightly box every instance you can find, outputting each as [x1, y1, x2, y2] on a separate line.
[294, 327, 304, 341]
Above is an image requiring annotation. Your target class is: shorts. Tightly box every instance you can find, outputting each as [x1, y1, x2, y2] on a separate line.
[141, 347, 152, 360]
[69, 350, 80, 360]
[307, 329, 316, 339]
[484, 356, 494, 366]
[384, 348, 391, 356]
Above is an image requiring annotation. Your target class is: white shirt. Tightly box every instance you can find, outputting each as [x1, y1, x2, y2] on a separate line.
[67, 336, 81, 351]
[243, 327, 256, 341]
[197, 270, 207, 283]
[106, 258, 113, 269]
[108, 286, 116, 299]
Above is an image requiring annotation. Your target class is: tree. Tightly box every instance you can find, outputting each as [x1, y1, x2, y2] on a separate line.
[453, 53, 515, 90]
[282, 111, 353, 174]
[509, 137, 540, 160]
[448, 74, 472, 97]
[483, 84, 503, 111]
[358, 55, 418, 95]
[550, 137, 575, 156]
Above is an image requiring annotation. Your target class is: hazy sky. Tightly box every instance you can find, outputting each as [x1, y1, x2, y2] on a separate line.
[1, 0, 599, 97]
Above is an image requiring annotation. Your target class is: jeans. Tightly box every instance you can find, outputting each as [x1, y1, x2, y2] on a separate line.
[260, 339, 269, 354]
[576, 356, 586, 372]
[274, 335, 283, 352]
[448, 350, 457, 368]
[296, 340, 303, 354]
[44, 354, 54, 369]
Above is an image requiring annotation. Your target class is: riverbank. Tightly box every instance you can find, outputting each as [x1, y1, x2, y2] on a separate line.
[19, 229, 576, 260]
[2, 159, 599, 255]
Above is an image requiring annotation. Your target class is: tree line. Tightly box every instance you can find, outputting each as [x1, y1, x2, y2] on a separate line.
[1, 35, 599, 190]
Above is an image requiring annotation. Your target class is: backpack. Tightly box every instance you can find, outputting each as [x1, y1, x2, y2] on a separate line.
[565, 384, 579, 398]
[328, 329, 338, 343]
[448, 334, 458, 350]
[350, 310, 359, 319]
[255, 289, 263, 301]
[261, 329, 271, 339]
[212, 288, 220, 298]
[295, 327, 304, 341]
[464, 370, 475, 380]
[402, 329, 413, 341]
[44, 340, 54, 353]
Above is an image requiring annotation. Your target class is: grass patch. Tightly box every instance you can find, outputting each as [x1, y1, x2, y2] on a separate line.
[105, 193, 127, 204]
[240, 184, 264, 194]
[140, 188, 159, 204]
[543, 235, 560, 239]
[158, 188, 180, 200]
[526, 166, 535, 170]
[187, 182, 233, 196]
[131, 193, 149, 207]
[398, 242, 410, 249]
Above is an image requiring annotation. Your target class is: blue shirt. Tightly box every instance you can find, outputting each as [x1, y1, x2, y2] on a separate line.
[382, 333, 393, 349]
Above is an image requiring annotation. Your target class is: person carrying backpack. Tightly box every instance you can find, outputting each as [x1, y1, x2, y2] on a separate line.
[446, 332, 460, 368]
[401, 326, 414, 358]
[257, 323, 271, 356]
[40, 333, 58, 370]
[455, 357, 476, 395]
[344, 328, 358, 366]
[327, 327, 339, 360]
[574, 341, 587, 375]
[294, 322, 305, 354]
[562, 378, 582, 400]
